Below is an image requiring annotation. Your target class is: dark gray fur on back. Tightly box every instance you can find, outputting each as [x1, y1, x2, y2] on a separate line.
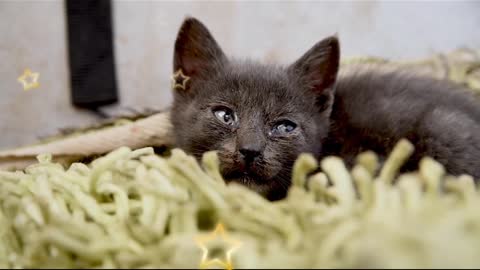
[170, 17, 480, 200]
[326, 66, 480, 175]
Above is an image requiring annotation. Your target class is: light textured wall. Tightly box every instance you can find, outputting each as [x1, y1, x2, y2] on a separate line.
[1, 0, 480, 150]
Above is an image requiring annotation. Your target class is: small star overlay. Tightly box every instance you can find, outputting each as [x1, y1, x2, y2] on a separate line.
[171, 68, 190, 90]
[195, 223, 242, 270]
[17, 68, 40, 91]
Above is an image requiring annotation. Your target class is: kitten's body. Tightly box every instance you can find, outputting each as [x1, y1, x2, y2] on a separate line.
[170, 17, 480, 200]
[326, 65, 480, 175]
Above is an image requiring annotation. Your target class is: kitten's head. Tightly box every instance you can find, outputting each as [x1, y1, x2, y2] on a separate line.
[170, 17, 340, 200]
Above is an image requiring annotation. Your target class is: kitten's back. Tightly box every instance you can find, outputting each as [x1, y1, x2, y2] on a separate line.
[327, 64, 480, 178]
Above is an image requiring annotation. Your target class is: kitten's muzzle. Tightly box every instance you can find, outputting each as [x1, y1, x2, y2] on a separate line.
[223, 170, 266, 187]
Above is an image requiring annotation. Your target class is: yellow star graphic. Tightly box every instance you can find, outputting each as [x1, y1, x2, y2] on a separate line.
[171, 68, 190, 90]
[195, 223, 242, 270]
[17, 68, 40, 91]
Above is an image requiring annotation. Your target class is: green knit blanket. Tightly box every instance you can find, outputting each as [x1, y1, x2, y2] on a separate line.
[1, 139, 479, 268]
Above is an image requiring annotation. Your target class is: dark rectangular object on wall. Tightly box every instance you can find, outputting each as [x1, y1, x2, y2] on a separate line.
[65, 0, 119, 108]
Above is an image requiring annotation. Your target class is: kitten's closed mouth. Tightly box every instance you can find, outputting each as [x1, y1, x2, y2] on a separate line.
[223, 170, 269, 190]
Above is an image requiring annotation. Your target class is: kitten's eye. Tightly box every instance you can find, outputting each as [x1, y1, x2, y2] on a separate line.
[212, 107, 236, 126]
[272, 120, 297, 135]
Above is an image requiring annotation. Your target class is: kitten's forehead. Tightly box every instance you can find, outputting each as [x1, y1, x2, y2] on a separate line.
[212, 61, 307, 109]
[225, 61, 288, 85]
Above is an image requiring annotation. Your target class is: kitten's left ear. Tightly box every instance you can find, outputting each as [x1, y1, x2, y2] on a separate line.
[289, 36, 340, 94]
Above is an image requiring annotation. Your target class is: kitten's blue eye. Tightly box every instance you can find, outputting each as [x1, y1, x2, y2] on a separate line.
[272, 120, 297, 135]
[212, 107, 236, 126]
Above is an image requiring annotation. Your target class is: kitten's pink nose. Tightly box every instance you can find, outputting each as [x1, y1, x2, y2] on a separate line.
[239, 147, 261, 163]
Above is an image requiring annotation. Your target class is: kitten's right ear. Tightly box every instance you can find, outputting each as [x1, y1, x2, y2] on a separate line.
[173, 17, 226, 81]
[289, 36, 340, 94]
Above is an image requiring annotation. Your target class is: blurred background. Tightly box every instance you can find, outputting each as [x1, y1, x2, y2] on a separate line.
[1, 0, 480, 150]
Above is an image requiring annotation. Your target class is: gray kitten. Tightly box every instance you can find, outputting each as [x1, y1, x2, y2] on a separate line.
[170, 17, 480, 200]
